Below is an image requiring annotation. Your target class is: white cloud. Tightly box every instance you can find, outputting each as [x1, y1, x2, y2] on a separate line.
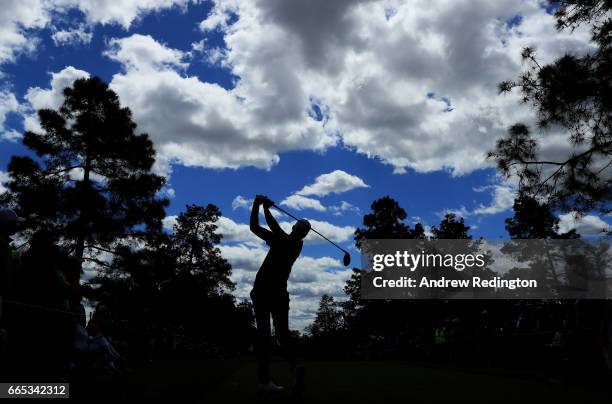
[68, 167, 108, 184]
[472, 184, 516, 215]
[287, 255, 348, 297]
[1, 129, 22, 142]
[162, 215, 177, 231]
[220, 243, 267, 272]
[166, 213, 258, 243]
[299, 218, 354, 245]
[272, 169, 367, 224]
[0, 0, 195, 68]
[159, 186, 176, 199]
[0, 90, 19, 138]
[558, 212, 611, 236]
[51, 25, 93, 46]
[105, 34, 188, 72]
[198, 0, 593, 175]
[102, 33, 336, 176]
[280, 194, 326, 212]
[216, 216, 262, 245]
[191, 39, 206, 53]
[231, 195, 252, 210]
[23, 66, 90, 132]
[190, 38, 226, 66]
[330, 200, 360, 216]
[0, 0, 47, 65]
[24, 66, 90, 110]
[0, 170, 9, 194]
[199, 2, 234, 32]
[443, 182, 516, 218]
[65, 0, 194, 30]
[278, 170, 366, 214]
[14, 2, 594, 179]
[296, 170, 369, 197]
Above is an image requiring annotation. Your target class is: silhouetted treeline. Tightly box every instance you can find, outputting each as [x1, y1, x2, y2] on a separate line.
[84, 204, 255, 359]
[0, 78, 254, 380]
[303, 195, 611, 377]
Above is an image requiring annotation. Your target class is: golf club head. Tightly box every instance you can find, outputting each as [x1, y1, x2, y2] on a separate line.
[343, 251, 351, 267]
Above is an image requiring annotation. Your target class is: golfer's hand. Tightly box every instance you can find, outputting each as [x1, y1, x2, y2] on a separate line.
[255, 195, 274, 208]
[263, 197, 274, 209]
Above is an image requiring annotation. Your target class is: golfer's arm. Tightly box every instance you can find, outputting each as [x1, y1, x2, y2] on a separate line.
[250, 201, 272, 240]
[264, 205, 286, 236]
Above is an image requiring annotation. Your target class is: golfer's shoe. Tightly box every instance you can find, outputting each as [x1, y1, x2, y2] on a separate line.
[257, 382, 284, 394]
[292, 365, 305, 397]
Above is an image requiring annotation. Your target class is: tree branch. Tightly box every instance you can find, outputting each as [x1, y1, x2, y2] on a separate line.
[44, 165, 85, 177]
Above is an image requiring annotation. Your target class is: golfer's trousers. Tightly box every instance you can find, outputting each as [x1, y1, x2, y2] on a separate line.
[250, 288, 299, 384]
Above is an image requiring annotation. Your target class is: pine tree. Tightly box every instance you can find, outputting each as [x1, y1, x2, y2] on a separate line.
[491, 1, 612, 214]
[431, 213, 471, 239]
[4, 77, 168, 281]
[87, 204, 239, 351]
[354, 196, 423, 247]
[172, 204, 234, 294]
[308, 295, 343, 337]
[505, 195, 578, 239]
[341, 197, 426, 351]
[502, 195, 579, 294]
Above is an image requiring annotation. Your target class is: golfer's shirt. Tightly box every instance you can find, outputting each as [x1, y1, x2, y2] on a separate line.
[253, 232, 303, 296]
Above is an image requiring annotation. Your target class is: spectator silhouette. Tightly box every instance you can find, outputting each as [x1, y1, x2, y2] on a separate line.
[249, 195, 310, 395]
[8, 229, 73, 379]
[0, 208, 23, 374]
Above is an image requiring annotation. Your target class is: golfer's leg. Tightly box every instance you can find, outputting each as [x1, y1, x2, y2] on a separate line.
[271, 299, 299, 371]
[253, 299, 272, 384]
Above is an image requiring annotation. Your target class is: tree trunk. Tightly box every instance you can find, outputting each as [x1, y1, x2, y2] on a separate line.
[74, 157, 91, 297]
[543, 240, 561, 292]
[188, 221, 201, 274]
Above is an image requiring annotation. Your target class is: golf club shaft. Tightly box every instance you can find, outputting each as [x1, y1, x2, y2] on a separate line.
[271, 203, 348, 254]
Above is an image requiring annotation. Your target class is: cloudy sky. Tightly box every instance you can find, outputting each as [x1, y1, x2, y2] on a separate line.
[0, 0, 610, 329]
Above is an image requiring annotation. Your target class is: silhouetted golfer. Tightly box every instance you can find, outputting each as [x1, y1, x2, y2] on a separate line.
[249, 195, 310, 395]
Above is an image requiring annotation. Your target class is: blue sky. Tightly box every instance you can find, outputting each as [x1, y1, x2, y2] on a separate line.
[0, 0, 609, 329]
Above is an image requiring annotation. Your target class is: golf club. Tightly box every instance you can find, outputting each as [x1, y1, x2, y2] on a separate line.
[270, 203, 351, 267]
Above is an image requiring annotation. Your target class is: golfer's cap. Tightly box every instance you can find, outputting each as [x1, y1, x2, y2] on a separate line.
[0, 208, 25, 225]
